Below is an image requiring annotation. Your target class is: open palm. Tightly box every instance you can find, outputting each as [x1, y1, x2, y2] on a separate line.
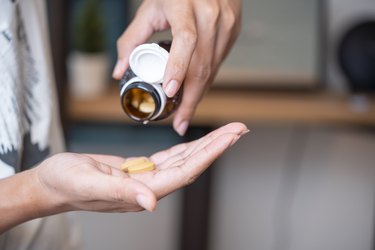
[36, 122, 248, 213]
[92, 122, 247, 197]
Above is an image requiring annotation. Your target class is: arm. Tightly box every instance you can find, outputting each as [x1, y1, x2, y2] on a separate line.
[0, 169, 59, 233]
[0, 153, 156, 234]
[0, 122, 248, 233]
[113, 0, 242, 135]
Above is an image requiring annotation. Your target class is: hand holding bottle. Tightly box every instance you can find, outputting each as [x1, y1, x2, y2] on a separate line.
[113, 0, 242, 135]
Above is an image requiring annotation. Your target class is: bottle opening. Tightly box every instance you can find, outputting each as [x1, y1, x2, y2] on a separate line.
[123, 88, 156, 121]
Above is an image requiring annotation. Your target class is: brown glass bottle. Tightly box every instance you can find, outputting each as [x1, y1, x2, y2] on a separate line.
[119, 41, 182, 124]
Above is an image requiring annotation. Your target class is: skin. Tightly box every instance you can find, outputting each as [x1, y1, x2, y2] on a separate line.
[0, 122, 248, 234]
[113, 0, 242, 136]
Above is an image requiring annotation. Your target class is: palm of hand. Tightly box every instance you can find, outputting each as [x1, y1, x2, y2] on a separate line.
[37, 123, 247, 212]
[97, 122, 246, 197]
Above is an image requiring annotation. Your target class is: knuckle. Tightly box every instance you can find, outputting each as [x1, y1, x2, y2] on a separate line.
[202, 5, 220, 27]
[194, 65, 212, 81]
[178, 29, 198, 47]
[223, 10, 237, 32]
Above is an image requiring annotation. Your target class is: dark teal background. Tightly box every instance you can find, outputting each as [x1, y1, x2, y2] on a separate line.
[69, 0, 131, 69]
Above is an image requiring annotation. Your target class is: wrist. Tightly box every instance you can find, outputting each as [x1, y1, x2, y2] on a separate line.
[31, 167, 71, 216]
[0, 168, 68, 233]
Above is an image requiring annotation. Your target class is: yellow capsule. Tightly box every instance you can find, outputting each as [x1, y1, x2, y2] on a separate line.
[127, 161, 155, 174]
[131, 96, 141, 109]
[139, 101, 155, 113]
[121, 157, 155, 173]
[121, 157, 148, 171]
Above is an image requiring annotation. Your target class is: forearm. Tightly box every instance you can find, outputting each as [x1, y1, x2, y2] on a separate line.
[0, 169, 63, 233]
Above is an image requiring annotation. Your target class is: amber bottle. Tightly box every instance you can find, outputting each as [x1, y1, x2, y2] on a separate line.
[119, 41, 182, 124]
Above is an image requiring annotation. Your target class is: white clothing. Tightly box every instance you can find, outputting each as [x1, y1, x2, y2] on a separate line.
[0, 0, 81, 249]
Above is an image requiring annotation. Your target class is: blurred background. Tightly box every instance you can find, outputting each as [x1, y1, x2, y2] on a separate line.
[46, 0, 375, 249]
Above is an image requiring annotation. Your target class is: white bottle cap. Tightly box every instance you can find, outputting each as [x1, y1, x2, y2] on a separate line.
[129, 43, 169, 84]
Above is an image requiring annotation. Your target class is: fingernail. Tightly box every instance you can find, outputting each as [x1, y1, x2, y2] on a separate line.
[112, 60, 123, 78]
[240, 129, 250, 136]
[164, 80, 179, 97]
[176, 121, 189, 136]
[136, 194, 151, 211]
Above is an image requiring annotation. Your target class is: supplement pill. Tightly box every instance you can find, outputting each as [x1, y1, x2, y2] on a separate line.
[121, 157, 155, 174]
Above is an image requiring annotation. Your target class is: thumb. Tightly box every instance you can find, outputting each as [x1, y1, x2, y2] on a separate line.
[102, 176, 157, 212]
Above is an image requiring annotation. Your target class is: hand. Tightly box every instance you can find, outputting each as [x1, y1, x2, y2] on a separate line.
[112, 0, 242, 136]
[35, 122, 248, 213]
[0, 122, 247, 232]
[85, 122, 248, 200]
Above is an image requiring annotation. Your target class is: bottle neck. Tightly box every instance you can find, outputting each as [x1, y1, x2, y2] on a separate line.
[120, 80, 166, 123]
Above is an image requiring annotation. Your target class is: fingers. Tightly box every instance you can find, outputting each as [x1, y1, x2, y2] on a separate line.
[180, 132, 241, 180]
[112, 2, 160, 79]
[162, 2, 197, 98]
[171, 1, 219, 136]
[150, 131, 245, 198]
[150, 143, 188, 166]
[183, 122, 249, 158]
[171, 75, 205, 136]
[213, 0, 242, 64]
[113, 0, 242, 136]
[81, 155, 157, 211]
[183, 123, 248, 175]
[92, 172, 157, 212]
[112, 19, 153, 79]
[151, 122, 248, 167]
[203, 122, 249, 138]
[171, 0, 241, 136]
[171, 52, 213, 136]
[122, 178, 157, 212]
[164, 123, 248, 169]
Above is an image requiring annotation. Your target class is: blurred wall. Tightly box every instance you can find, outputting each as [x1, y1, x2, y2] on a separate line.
[210, 125, 375, 250]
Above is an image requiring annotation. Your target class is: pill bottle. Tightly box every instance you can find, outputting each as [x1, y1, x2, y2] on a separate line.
[119, 41, 182, 124]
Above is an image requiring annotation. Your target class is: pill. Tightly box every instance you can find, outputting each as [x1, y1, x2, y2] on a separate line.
[139, 102, 155, 113]
[131, 97, 141, 108]
[144, 94, 154, 102]
[121, 157, 148, 171]
[121, 157, 155, 174]
[126, 161, 155, 174]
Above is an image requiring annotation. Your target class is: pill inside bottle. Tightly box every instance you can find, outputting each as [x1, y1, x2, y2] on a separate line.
[123, 88, 156, 120]
[119, 41, 182, 123]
